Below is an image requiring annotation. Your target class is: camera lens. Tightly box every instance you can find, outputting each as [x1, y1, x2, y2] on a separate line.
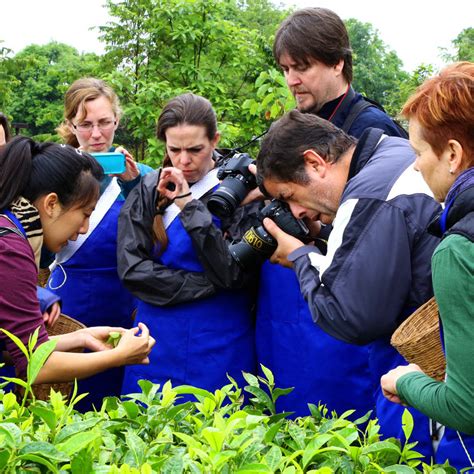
[228, 225, 276, 268]
[207, 176, 250, 218]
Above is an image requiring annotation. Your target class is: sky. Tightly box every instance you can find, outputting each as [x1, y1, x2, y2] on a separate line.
[1, 0, 472, 72]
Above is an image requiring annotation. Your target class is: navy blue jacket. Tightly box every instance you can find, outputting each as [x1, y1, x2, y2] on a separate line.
[289, 129, 441, 344]
[318, 87, 407, 139]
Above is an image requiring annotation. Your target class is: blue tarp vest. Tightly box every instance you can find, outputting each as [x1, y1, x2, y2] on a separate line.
[121, 211, 257, 399]
[256, 262, 434, 460]
[48, 198, 136, 410]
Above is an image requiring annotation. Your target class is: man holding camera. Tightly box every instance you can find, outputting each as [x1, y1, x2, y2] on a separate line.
[255, 6, 410, 424]
[256, 110, 440, 457]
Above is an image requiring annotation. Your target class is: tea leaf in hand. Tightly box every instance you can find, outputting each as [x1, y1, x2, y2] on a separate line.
[106, 331, 122, 347]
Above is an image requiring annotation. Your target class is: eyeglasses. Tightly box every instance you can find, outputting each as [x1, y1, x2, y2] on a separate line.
[72, 119, 117, 133]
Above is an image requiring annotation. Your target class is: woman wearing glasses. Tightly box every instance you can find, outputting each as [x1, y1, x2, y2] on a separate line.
[47, 78, 152, 409]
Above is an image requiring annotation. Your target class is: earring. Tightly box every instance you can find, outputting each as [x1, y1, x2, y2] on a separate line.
[449, 169, 454, 174]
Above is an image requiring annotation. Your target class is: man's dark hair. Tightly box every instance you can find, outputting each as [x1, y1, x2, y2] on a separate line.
[273, 7, 353, 83]
[257, 110, 356, 184]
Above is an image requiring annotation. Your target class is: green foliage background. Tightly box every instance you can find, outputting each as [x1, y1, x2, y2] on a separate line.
[0, 0, 471, 166]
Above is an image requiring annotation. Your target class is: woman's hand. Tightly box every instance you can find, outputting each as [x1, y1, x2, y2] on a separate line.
[77, 326, 127, 352]
[113, 146, 140, 181]
[113, 323, 156, 365]
[42, 302, 61, 327]
[54, 325, 126, 352]
[380, 363, 423, 405]
[157, 167, 192, 210]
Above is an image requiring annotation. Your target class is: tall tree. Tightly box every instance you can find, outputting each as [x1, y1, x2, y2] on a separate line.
[3, 42, 100, 140]
[0, 42, 15, 112]
[345, 19, 409, 116]
[444, 27, 474, 62]
[98, 0, 287, 164]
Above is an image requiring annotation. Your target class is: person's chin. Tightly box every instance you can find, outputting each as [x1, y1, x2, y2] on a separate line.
[182, 170, 197, 181]
[87, 143, 108, 153]
[320, 215, 334, 225]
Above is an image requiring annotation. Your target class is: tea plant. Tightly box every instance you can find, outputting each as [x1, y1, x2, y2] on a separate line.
[0, 335, 457, 473]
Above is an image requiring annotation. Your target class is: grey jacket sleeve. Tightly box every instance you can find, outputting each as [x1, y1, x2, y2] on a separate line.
[117, 172, 217, 306]
[288, 198, 438, 345]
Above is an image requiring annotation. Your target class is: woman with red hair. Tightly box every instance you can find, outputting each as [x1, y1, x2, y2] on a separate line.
[381, 62, 474, 469]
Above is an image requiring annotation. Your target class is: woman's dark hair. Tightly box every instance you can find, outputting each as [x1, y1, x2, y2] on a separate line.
[0, 136, 103, 210]
[157, 93, 217, 144]
[0, 112, 11, 144]
[152, 93, 218, 252]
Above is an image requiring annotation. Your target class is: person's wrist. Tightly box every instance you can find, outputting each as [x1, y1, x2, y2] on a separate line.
[110, 345, 125, 367]
[174, 193, 192, 209]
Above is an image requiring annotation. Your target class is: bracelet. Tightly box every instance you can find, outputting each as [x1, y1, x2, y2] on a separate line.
[174, 191, 192, 200]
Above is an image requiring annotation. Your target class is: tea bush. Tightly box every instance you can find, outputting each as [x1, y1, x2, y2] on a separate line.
[0, 333, 455, 473]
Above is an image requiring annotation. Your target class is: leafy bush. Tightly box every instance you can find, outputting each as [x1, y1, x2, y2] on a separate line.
[0, 335, 456, 473]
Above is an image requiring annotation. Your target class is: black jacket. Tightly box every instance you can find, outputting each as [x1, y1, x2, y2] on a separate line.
[117, 170, 259, 306]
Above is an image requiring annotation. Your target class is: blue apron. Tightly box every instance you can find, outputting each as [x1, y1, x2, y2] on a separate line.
[122, 212, 257, 400]
[436, 428, 474, 471]
[257, 262, 434, 461]
[434, 321, 474, 470]
[48, 199, 136, 410]
[257, 263, 374, 417]
[368, 339, 434, 461]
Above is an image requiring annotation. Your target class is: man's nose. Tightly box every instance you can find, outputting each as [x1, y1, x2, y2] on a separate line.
[286, 69, 301, 87]
[288, 202, 306, 219]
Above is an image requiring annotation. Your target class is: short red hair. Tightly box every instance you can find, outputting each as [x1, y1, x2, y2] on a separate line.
[402, 62, 474, 162]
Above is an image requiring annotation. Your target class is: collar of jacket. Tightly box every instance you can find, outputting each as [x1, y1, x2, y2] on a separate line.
[346, 127, 385, 182]
[428, 185, 474, 238]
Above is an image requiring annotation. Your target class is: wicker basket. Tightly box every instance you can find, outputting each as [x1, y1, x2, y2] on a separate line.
[31, 313, 85, 401]
[37, 267, 51, 288]
[391, 297, 446, 382]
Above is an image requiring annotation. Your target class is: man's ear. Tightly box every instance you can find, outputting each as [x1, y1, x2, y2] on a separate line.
[38, 193, 61, 219]
[334, 58, 344, 76]
[303, 149, 328, 178]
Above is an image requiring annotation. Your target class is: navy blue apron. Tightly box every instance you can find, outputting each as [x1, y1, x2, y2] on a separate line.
[436, 428, 474, 471]
[121, 210, 257, 400]
[48, 199, 136, 410]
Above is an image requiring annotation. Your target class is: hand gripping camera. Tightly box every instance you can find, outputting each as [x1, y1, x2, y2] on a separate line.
[228, 199, 310, 269]
[207, 153, 257, 218]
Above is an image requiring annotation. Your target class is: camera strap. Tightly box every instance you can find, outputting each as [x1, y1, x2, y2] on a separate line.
[163, 168, 220, 230]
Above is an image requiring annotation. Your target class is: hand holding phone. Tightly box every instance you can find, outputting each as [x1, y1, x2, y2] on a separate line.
[91, 152, 126, 175]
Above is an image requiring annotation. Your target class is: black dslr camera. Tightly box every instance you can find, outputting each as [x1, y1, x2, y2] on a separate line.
[207, 153, 257, 218]
[229, 199, 310, 269]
